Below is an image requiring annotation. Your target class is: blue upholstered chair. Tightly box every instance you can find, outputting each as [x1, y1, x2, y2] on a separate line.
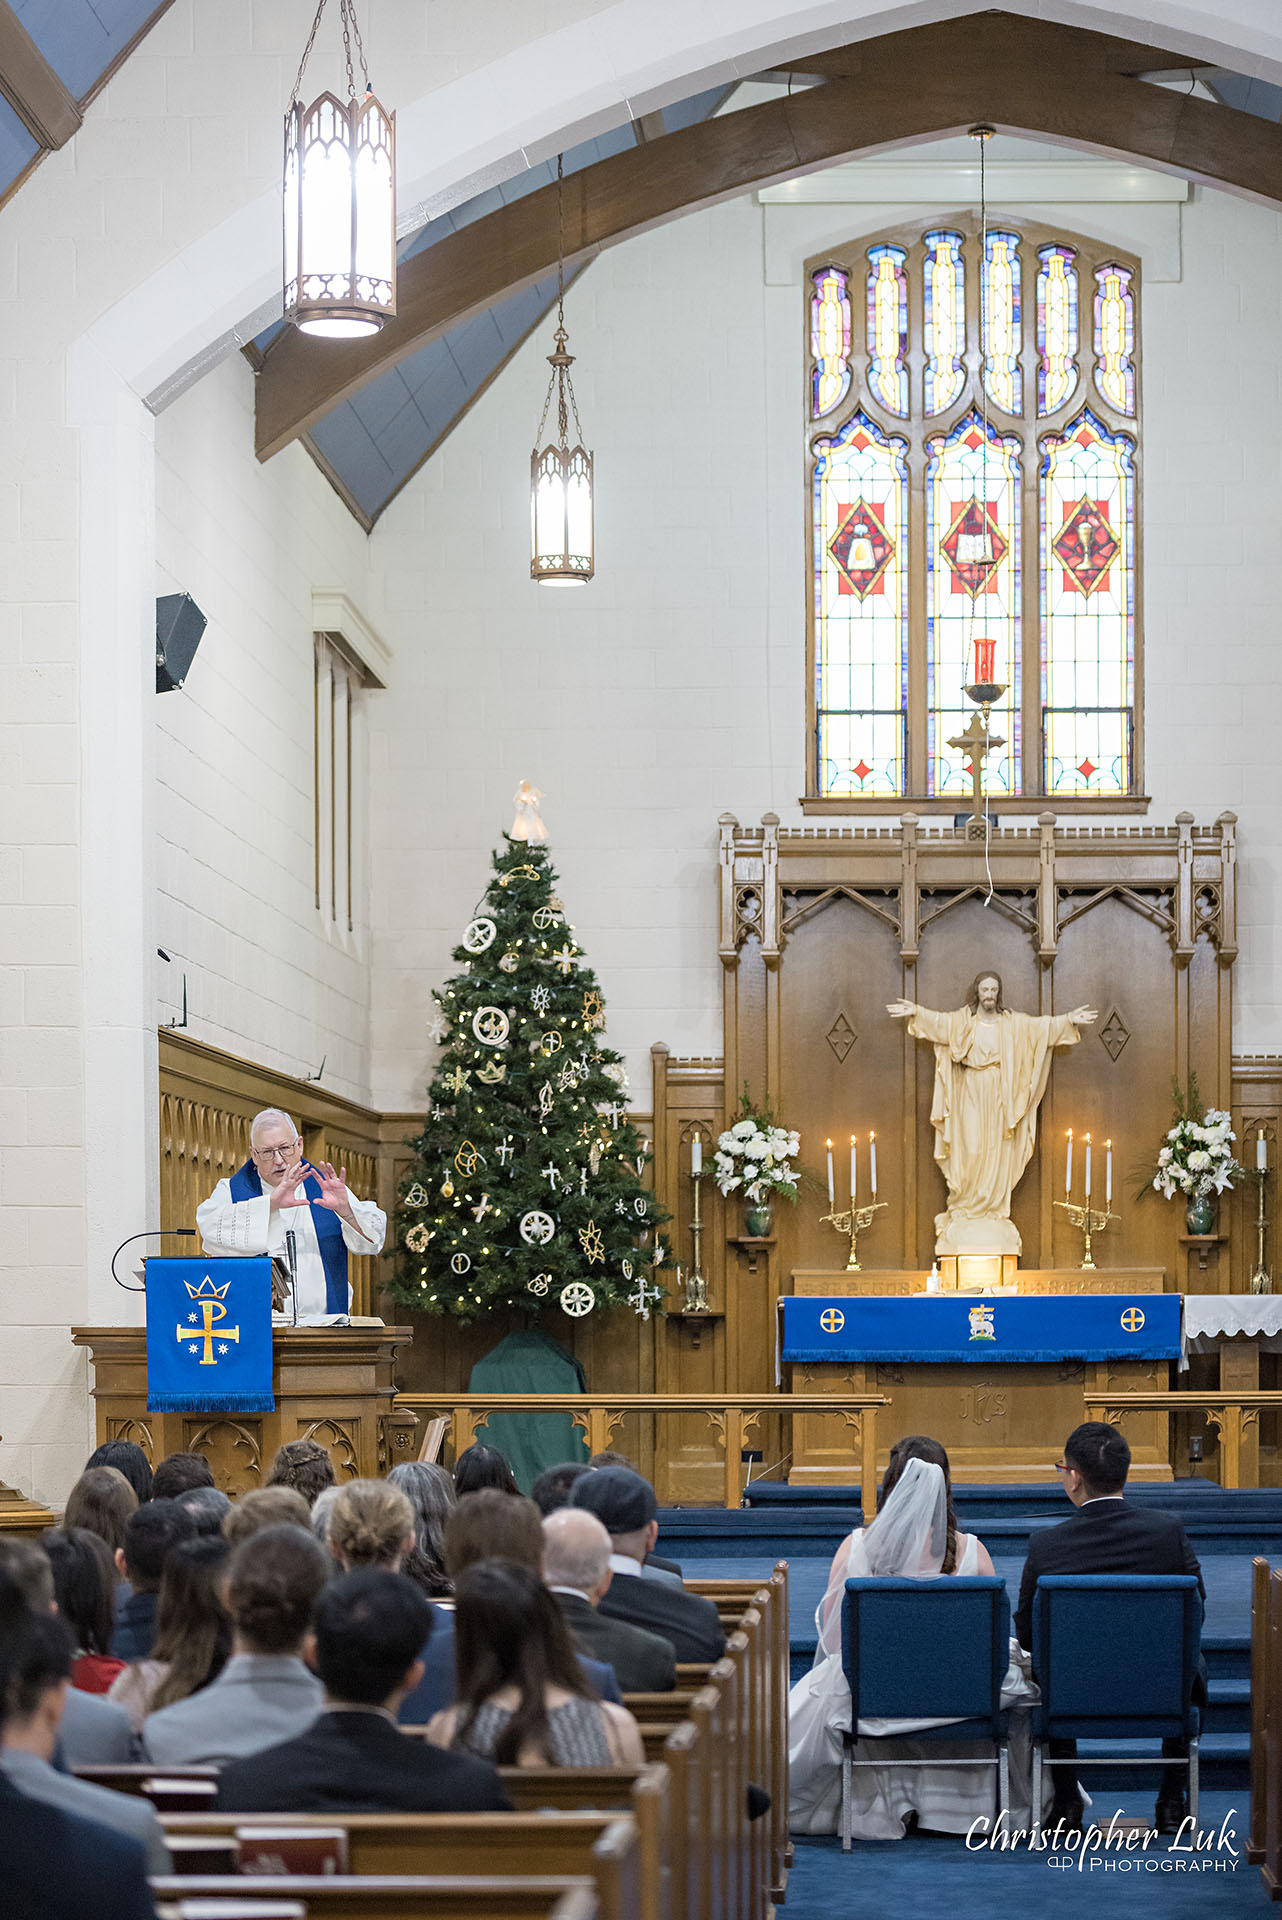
[839, 1575, 1011, 1852]
[1029, 1574, 1202, 1838]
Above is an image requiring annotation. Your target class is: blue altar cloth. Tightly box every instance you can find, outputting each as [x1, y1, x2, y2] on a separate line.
[780, 1292, 1181, 1364]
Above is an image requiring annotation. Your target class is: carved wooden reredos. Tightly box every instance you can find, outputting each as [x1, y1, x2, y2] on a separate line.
[714, 810, 1236, 1281]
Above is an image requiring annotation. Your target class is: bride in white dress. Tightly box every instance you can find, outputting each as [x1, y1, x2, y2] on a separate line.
[788, 1435, 1041, 1839]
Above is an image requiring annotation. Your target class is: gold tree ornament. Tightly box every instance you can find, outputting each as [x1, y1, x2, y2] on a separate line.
[511, 782, 547, 844]
[589, 1140, 602, 1176]
[527, 1273, 553, 1296]
[498, 865, 541, 889]
[440, 1173, 455, 1200]
[549, 944, 577, 974]
[578, 1220, 605, 1265]
[498, 951, 519, 973]
[463, 917, 497, 952]
[539, 1029, 564, 1056]
[403, 1182, 430, 1206]
[476, 1060, 506, 1084]
[405, 1224, 429, 1253]
[532, 906, 562, 930]
[454, 1140, 482, 1177]
[447, 1065, 470, 1095]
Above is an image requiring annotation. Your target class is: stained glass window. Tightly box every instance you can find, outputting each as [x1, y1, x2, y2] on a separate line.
[1040, 408, 1135, 795]
[807, 219, 1140, 803]
[924, 230, 965, 416]
[982, 230, 1022, 415]
[813, 411, 909, 796]
[1093, 263, 1136, 415]
[866, 245, 908, 417]
[1037, 244, 1078, 416]
[810, 266, 852, 420]
[927, 410, 1021, 796]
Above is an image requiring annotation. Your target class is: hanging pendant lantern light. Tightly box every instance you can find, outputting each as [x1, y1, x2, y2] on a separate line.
[284, 0, 395, 339]
[531, 155, 594, 585]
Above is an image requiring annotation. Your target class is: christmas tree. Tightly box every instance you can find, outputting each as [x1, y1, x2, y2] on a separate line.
[390, 833, 669, 1325]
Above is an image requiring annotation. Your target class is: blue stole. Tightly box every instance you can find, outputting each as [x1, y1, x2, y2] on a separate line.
[229, 1159, 349, 1314]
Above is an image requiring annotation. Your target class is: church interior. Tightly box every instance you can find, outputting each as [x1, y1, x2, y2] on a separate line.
[3, 0, 1282, 1911]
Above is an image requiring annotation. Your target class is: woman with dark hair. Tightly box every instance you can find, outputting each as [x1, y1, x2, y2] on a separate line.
[85, 1441, 153, 1506]
[788, 1435, 1037, 1839]
[63, 1466, 139, 1564]
[387, 1461, 455, 1597]
[452, 1445, 519, 1499]
[42, 1527, 124, 1694]
[425, 1560, 642, 1767]
[108, 1535, 231, 1731]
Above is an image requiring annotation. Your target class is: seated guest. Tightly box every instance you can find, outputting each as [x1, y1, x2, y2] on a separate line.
[216, 1570, 511, 1814]
[41, 1528, 123, 1693]
[85, 1441, 153, 1506]
[0, 1600, 170, 1872]
[311, 1483, 341, 1542]
[0, 1574, 154, 1920]
[543, 1509, 676, 1693]
[1015, 1421, 1206, 1833]
[176, 1486, 232, 1535]
[150, 1451, 215, 1502]
[64, 1466, 138, 1566]
[427, 1560, 644, 1766]
[587, 1452, 683, 1579]
[398, 1491, 622, 1724]
[110, 1535, 230, 1731]
[110, 1499, 197, 1658]
[267, 1437, 335, 1508]
[571, 1469, 724, 1662]
[326, 1478, 415, 1572]
[224, 1485, 312, 1544]
[454, 1443, 520, 1498]
[387, 1460, 455, 1597]
[0, 1541, 136, 1763]
[144, 1524, 329, 1765]
[530, 1462, 591, 1516]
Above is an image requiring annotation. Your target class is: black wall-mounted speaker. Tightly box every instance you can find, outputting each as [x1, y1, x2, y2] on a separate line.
[156, 592, 207, 693]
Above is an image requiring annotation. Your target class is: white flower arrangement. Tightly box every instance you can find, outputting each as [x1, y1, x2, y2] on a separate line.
[1151, 1085, 1244, 1201]
[713, 1104, 801, 1206]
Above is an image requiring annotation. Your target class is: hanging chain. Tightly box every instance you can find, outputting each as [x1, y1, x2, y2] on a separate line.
[290, 0, 371, 105]
[534, 152, 586, 451]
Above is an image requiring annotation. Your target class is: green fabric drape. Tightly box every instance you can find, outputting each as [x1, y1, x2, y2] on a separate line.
[467, 1330, 589, 1493]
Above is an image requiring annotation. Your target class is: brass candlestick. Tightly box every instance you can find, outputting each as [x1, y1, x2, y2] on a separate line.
[1054, 1198, 1117, 1270]
[1249, 1168, 1272, 1295]
[684, 1160, 709, 1312]
[821, 1201, 887, 1272]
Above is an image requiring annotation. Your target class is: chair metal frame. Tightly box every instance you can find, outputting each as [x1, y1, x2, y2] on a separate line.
[838, 1575, 1012, 1852]
[1028, 1574, 1202, 1841]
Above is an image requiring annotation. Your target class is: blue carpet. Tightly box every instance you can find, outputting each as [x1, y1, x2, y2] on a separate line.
[784, 1792, 1265, 1919]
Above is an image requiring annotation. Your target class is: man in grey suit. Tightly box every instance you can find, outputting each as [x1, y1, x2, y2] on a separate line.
[144, 1523, 330, 1765]
[1, 1604, 169, 1872]
[543, 1508, 677, 1693]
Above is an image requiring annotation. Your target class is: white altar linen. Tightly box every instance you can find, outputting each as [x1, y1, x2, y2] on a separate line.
[1180, 1293, 1282, 1369]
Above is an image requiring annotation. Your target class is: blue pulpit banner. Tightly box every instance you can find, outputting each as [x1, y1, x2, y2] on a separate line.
[146, 1257, 275, 1413]
[780, 1293, 1181, 1365]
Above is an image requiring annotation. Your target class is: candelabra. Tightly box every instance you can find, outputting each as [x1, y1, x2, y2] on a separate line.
[684, 1156, 709, 1312]
[1053, 1198, 1117, 1270]
[1249, 1168, 1272, 1295]
[820, 1201, 887, 1273]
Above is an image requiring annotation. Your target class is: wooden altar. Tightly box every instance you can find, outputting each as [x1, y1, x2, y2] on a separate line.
[71, 1325, 419, 1494]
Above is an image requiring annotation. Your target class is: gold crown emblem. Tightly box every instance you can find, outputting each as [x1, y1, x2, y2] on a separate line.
[184, 1274, 232, 1302]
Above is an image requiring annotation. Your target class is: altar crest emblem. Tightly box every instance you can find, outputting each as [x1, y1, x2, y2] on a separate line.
[968, 1303, 996, 1343]
[146, 1256, 274, 1415]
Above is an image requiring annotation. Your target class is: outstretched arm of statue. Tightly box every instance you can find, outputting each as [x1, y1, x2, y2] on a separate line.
[886, 999, 917, 1019]
[1068, 1006, 1098, 1027]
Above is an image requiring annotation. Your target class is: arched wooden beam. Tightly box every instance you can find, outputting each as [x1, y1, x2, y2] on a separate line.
[255, 9, 1282, 459]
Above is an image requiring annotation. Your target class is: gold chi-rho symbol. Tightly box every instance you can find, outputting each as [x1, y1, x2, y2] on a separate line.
[820, 1308, 845, 1333]
[176, 1274, 240, 1365]
[1120, 1307, 1145, 1332]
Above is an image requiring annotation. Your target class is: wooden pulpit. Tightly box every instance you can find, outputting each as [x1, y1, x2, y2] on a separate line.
[71, 1324, 418, 1493]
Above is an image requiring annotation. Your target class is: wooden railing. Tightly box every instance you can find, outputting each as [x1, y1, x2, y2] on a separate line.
[394, 1392, 888, 1509]
[1081, 1389, 1282, 1489]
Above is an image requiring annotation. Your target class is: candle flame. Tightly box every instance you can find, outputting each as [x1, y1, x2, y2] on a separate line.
[1067, 1128, 1073, 1139]
[1106, 1138, 1112, 1149]
[826, 1138, 832, 1149]
[1084, 1132, 1091, 1144]
[869, 1131, 876, 1142]
[849, 1134, 856, 1146]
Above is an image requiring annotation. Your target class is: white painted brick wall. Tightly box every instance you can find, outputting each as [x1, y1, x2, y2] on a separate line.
[366, 178, 1282, 1109]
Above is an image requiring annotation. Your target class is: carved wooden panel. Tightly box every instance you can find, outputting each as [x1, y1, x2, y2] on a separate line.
[184, 1417, 262, 1496]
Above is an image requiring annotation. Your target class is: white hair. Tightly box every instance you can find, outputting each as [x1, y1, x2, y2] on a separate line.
[542, 1507, 611, 1594]
[250, 1107, 299, 1145]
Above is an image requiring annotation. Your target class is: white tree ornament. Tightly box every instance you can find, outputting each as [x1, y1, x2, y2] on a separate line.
[472, 1006, 511, 1046]
[519, 1210, 556, 1246]
[463, 917, 497, 952]
[560, 1281, 595, 1316]
[450, 1252, 473, 1275]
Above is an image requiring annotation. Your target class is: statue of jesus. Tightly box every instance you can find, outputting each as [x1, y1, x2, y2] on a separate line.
[888, 973, 1097, 1255]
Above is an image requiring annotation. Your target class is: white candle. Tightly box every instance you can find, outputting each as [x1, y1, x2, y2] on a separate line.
[869, 1132, 878, 1198]
[691, 1135, 702, 1177]
[826, 1140, 835, 1205]
[1084, 1133, 1092, 1200]
[850, 1136, 857, 1206]
[1258, 1130, 1268, 1172]
[1065, 1129, 1073, 1194]
[1105, 1138, 1112, 1205]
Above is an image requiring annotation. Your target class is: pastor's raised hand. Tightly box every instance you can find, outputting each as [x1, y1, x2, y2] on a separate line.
[304, 1160, 349, 1211]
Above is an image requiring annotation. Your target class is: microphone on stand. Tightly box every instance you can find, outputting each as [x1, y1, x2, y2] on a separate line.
[285, 1229, 298, 1326]
[110, 1228, 196, 1293]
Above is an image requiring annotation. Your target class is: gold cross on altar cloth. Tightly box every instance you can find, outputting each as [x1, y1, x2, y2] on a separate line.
[946, 711, 1005, 816]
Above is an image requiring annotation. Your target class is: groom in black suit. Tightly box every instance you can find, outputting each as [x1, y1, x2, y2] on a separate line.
[1015, 1421, 1204, 1834]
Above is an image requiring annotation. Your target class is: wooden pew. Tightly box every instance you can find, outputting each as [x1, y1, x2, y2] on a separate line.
[1265, 1567, 1282, 1901]
[1249, 1557, 1270, 1867]
[621, 1691, 698, 1724]
[76, 1764, 218, 1807]
[150, 1875, 599, 1920]
[158, 1813, 640, 1920]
